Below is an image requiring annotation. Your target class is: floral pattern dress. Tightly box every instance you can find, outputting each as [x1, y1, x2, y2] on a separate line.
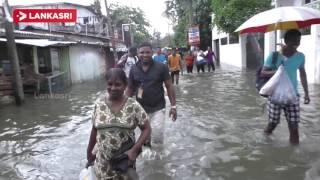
[92, 95, 148, 180]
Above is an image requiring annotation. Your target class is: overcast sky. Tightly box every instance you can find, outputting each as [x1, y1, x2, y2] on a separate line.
[7, 0, 173, 36]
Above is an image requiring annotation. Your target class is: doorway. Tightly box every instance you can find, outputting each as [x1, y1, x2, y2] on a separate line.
[246, 33, 264, 69]
[214, 39, 220, 66]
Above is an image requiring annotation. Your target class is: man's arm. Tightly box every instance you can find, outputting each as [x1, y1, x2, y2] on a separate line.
[86, 126, 97, 167]
[299, 67, 310, 104]
[261, 52, 276, 77]
[261, 67, 276, 77]
[164, 79, 177, 121]
[126, 69, 135, 97]
[116, 54, 128, 68]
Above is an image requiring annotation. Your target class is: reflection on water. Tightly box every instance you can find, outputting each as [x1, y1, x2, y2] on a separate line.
[0, 66, 320, 180]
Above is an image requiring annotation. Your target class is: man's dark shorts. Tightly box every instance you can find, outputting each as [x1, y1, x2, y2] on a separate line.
[171, 70, 180, 76]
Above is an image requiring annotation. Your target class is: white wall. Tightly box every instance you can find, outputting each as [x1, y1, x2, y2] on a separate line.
[212, 25, 244, 68]
[299, 33, 315, 83]
[298, 25, 320, 84]
[219, 43, 243, 68]
[69, 45, 106, 83]
[314, 25, 320, 83]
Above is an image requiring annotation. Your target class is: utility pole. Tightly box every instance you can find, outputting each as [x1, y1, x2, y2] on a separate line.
[188, 0, 193, 26]
[2, 0, 24, 105]
[188, 0, 193, 47]
[104, 0, 118, 67]
[130, 24, 134, 46]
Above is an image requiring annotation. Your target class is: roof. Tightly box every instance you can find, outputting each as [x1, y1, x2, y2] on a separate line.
[0, 38, 76, 47]
[0, 28, 65, 39]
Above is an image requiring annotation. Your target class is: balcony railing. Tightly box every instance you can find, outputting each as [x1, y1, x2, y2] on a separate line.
[50, 23, 108, 36]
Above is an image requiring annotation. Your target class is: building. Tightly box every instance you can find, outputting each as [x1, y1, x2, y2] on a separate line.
[212, 0, 320, 84]
[13, 2, 113, 84]
[0, 2, 125, 100]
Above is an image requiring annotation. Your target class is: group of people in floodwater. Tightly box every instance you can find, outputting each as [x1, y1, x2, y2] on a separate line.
[117, 45, 217, 85]
[85, 29, 311, 180]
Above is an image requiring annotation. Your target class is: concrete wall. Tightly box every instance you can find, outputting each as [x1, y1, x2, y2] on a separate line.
[298, 25, 320, 84]
[69, 45, 106, 83]
[219, 43, 243, 68]
[212, 26, 244, 68]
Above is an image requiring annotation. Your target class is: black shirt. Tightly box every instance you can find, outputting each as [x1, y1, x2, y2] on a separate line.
[128, 61, 171, 113]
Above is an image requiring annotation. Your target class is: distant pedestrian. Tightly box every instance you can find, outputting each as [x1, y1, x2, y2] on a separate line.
[168, 48, 183, 85]
[205, 47, 216, 72]
[153, 47, 167, 64]
[116, 47, 138, 77]
[166, 48, 172, 60]
[196, 50, 206, 73]
[184, 50, 194, 73]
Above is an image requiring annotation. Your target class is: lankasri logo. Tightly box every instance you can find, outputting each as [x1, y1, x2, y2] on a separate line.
[17, 11, 27, 21]
[13, 9, 77, 23]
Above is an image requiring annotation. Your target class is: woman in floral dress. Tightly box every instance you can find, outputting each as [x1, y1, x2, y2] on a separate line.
[86, 68, 151, 180]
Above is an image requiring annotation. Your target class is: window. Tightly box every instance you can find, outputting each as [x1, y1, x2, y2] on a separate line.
[229, 33, 239, 44]
[305, 0, 311, 4]
[83, 17, 89, 24]
[221, 37, 228, 45]
[301, 27, 311, 35]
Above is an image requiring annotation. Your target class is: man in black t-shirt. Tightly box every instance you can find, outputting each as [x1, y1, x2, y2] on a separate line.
[126, 42, 177, 146]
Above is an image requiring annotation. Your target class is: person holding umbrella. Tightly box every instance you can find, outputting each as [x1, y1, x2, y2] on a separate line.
[261, 29, 310, 145]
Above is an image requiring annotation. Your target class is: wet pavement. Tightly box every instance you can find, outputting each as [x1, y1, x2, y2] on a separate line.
[1, 65, 320, 180]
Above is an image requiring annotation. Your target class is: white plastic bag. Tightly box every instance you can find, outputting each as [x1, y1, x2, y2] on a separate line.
[259, 66, 282, 97]
[79, 166, 97, 180]
[270, 65, 297, 105]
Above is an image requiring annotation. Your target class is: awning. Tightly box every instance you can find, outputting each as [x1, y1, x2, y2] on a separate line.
[0, 38, 76, 47]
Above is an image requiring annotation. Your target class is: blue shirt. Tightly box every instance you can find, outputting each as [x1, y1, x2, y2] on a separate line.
[153, 54, 167, 64]
[264, 52, 305, 94]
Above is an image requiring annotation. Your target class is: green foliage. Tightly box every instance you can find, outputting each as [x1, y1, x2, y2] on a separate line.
[160, 34, 174, 47]
[164, 0, 213, 49]
[212, 0, 272, 33]
[173, 16, 187, 47]
[109, 3, 151, 46]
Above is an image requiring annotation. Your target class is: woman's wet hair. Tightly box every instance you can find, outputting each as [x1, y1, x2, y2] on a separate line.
[105, 68, 127, 85]
[284, 29, 301, 42]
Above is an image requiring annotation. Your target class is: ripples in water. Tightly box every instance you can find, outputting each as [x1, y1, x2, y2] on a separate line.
[0, 69, 320, 180]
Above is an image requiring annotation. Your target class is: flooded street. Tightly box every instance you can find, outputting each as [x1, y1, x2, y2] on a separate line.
[1, 66, 320, 180]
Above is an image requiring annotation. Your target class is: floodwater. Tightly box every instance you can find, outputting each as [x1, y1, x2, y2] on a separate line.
[1, 65, 320, 180]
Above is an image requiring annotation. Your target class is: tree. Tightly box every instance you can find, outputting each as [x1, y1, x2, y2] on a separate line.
[90, 0, 103, 17]
[160, 34, 174, 47]
[164, 0, 212, 49]
[151, 30, 161, 48]
[211, 0, 272, 33]
[109, 4, 151, 46]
